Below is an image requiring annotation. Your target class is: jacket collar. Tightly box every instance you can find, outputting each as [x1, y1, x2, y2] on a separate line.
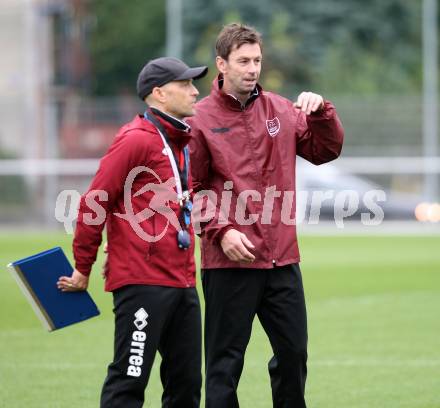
[211, 74, 262, 111]
[150, 107, 190, 132]
[142, 107, 192, 149]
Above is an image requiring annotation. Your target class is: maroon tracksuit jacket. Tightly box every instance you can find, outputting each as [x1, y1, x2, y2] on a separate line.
[73, 112, 196, 291]
[188, 76, 344, 269]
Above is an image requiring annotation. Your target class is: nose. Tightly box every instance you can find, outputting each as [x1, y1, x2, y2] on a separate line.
[248, 61, 258, 75]
[191, 83, 199, 97]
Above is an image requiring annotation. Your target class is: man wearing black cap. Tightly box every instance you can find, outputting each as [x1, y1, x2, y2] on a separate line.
[57, 57, 208, 407]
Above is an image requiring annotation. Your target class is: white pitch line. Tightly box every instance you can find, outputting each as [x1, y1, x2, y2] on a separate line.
[310, 291, 440, 308]
[0, 362, 100, 369]
[309, 359, 440, 367]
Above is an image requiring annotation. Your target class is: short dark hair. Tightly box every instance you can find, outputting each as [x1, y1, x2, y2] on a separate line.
[215, 23, 263, 60]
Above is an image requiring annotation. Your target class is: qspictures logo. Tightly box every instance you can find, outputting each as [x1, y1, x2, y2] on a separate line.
[55, 166, 182, 240]
[127, 307, 149, 378]
[54, 166, 387, 241]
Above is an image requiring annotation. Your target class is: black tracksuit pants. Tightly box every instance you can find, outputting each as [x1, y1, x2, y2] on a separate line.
[100, 285, 202, 408]
[202, 264, 308, 408]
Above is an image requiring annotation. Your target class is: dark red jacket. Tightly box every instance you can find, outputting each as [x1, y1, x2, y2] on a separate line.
[188, 77, 344, 269]
[73, 112, 196, 291]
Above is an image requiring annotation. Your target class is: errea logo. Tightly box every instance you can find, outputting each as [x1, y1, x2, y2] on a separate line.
[127, 308, 149, 378]
[266, 117, 280, 137]
[134, 307, 149, 330]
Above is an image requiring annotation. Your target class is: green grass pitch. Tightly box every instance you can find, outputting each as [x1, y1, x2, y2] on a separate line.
[0, 232, 439, 407]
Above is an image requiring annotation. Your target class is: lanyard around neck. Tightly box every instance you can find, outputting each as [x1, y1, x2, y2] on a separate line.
[143, 111, 189, 203]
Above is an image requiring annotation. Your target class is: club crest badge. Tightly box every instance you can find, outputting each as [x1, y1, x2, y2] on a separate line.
[266, 117, 280, 137]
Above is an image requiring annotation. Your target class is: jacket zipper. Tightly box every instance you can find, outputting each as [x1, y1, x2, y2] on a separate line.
[241, 107, 275, 265]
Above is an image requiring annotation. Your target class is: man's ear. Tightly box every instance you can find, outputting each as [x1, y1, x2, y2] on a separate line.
[216, 56, 227, 75]
[150, 87, 166, 104]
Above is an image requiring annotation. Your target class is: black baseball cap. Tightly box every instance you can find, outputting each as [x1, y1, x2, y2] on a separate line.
[136, 57, 208, 100]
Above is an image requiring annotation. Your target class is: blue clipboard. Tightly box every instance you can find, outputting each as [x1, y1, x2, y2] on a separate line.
[7, 247, 100, 331]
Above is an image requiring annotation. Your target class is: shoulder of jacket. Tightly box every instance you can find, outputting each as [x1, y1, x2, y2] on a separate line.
[189, 96, 217, 128]
[195, 95, 213, 111]
[117, 119, 158, 142]
[261, 90, 291, 106]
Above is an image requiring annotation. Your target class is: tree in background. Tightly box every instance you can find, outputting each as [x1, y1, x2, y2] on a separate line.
[88, 0, 165, 95]
[184, 0, 424, 97]
[86, 0, 429, 97]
